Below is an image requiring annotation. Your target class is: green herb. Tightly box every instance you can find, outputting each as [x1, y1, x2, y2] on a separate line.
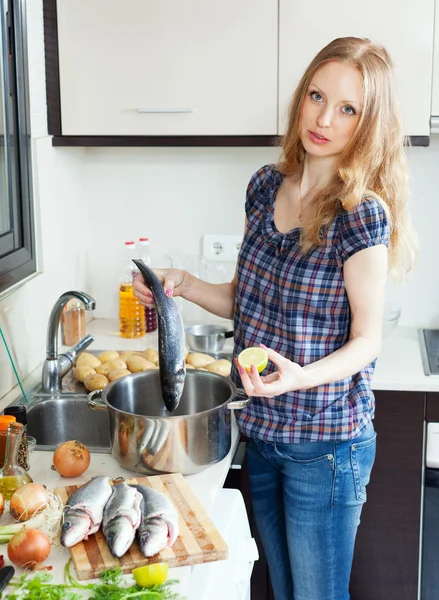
[2, 560, 185, 600]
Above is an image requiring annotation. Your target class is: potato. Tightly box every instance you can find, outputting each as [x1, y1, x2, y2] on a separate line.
[73, 366, 96, 383]
[186, 364, 195, 369]
[126, 355, 156, 373]
[197, 367, 209, 371]
[184, 345, 189, 358]
[84, 373, 109, 391]
[186, 352, 216, 369]
[96, 358, 128, 376]
[97, 350, 120, 363]
[142, 348, 159, 365]
[76, 352, 101, 369]
[108, 368, 132, 382]
[119, 350, 140, 361]
[205, 359, 232, 377]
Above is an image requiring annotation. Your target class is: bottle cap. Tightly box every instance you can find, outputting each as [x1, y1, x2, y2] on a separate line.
[139, 237, 149, 243]
[4, 405, 27, 425]
[0, 416, 16, 431]
[125, 241, 135, 246]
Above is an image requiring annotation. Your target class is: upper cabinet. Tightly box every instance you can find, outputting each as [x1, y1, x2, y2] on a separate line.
[55, 0, 278, 136]
[278, 0, 435, 140]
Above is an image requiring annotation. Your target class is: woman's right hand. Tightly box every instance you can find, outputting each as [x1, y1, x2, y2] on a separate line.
[133, 268, 188, 307]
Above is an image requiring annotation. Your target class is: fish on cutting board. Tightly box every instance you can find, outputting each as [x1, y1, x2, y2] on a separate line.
[61, 476, 113, 548]
[130, 484, 179, 557]
[102, 482, 143, 558]
[132, 259, 186, 412]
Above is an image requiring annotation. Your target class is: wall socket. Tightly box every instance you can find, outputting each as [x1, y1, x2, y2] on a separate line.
[202, 234, 242, 262]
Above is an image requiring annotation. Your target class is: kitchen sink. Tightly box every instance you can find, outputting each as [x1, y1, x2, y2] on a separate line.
[26, 396, 111, 452]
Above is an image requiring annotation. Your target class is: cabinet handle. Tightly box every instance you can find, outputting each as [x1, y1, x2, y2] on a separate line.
[136, 108, 194, 114]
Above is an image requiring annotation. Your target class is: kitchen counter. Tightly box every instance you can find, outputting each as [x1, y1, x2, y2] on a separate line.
[84, 319, 439, 393]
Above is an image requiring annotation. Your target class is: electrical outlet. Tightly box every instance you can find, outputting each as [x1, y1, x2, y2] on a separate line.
[202, 234, 242, 262]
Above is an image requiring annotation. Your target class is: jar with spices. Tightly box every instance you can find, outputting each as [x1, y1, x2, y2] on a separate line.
[4, 405, 29, 470]
[0, 423, 32, 500]
[0, 415, 16, 467]
[61, 299, 86, 346]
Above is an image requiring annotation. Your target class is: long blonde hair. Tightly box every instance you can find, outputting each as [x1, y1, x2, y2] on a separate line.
[278, 37, 417, 279]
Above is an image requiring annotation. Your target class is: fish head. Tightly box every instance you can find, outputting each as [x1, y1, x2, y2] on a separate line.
[61, 512, 91, 547]
[105, 518, 136, 558]
[162, 365, 186, 412]
[138, 518, 169, 557]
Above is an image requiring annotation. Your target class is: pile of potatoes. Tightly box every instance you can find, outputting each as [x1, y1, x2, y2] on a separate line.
[74, 348, 232, 392]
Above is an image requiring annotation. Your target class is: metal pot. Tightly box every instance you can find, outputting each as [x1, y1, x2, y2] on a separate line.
[87, 369, 249, 476]
[185, 324, 234, 353]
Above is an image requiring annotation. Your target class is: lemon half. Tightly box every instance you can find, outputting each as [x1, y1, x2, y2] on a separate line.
[238, 347, 268, 373]
[132, 563, 169, 588]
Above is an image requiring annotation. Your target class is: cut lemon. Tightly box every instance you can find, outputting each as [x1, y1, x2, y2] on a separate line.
[238, 347, 268, 373]
[132, 563, 169, 588]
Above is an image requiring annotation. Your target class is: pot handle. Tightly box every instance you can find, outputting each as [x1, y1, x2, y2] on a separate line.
[87, 390, 108, 411]
[228, 388, 251, 410]
[224, 330, 234, 339]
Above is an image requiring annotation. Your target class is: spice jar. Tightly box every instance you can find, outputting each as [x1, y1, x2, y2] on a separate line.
[61, 299, 86, 346]
[0, 415, 16, 467]
[4, 405, 29, 470]
[0, 423, 32, 499]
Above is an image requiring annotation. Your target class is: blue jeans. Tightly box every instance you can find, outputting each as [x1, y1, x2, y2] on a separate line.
[246, 421, 376, 600]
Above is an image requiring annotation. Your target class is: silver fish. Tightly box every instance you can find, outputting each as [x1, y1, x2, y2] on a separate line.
[61, 476, 113, 548]
[103, 482, 143, 557]
[130, 484, 179, 557]
[132, 259, 186, 412]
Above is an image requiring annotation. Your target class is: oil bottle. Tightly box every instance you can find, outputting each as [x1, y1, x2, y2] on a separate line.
[119, 241, 146, 339]
[0, 422, 32, 500]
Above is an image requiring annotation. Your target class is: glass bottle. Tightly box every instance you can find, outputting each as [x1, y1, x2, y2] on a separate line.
[4, 405, 29, 470]
[61, 299, 86, 346]
[0, 423, 32, 500]
[119, 241, 146, 339]
[138, 237, 158, 333]
[0, 416, 16, 468]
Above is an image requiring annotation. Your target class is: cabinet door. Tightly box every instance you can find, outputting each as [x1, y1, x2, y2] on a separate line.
[432, 5, 439, 117]
[350, 391, 425, 600]
[279, 0, 435, 137]
[57, 0, 278, 136]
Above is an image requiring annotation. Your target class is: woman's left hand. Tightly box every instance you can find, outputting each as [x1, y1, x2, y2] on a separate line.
[235, 346, 312, 398]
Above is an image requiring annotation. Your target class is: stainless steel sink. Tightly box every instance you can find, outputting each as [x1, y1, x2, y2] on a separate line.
[26, 396, 111, 452]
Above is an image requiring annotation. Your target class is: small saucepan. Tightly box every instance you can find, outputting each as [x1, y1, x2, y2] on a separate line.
[185, 324, 234, 354]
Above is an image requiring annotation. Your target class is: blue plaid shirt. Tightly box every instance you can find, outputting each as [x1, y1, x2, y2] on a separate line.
[231, 165, 390, 443]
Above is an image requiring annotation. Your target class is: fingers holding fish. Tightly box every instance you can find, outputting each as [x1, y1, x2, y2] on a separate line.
[133, 274, 155, 307]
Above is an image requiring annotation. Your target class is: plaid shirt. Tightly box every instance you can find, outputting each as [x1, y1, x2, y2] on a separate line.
[231, 165, 390, 443]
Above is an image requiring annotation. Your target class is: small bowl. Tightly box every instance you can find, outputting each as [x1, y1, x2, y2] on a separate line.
[27, 435, 36, 457]
[185, 324, 234, 354]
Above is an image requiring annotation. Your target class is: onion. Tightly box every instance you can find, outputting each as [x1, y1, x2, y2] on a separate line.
[10, 483, 49, 522]
[53, 440, 91, 478]
[7, 528, 51, 568]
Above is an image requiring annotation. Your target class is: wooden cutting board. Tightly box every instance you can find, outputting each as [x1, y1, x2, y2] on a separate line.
[54, 473, 228, 580]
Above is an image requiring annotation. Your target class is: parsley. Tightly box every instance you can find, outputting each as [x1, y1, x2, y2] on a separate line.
[2, 560, 185, 600]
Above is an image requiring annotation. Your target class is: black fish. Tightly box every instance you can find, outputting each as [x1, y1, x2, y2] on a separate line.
[132, 259, 186, 411]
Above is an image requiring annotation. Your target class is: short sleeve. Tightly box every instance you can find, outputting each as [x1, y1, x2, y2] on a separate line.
[339, 199, 390, 263]
[245, 165, 274, 218]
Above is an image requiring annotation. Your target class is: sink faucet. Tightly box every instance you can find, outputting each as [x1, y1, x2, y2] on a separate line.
[42, 291, 97, 393]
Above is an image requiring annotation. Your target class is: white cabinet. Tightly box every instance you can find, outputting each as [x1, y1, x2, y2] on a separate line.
[56, 0, 278, 136]
[432, 2, 439, 118]
[278, 0, 435, 138]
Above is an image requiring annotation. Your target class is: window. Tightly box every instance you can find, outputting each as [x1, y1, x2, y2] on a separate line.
[0, 0, 35, 295]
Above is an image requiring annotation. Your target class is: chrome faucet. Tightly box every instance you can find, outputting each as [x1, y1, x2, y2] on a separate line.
[42, 291, 96, 393]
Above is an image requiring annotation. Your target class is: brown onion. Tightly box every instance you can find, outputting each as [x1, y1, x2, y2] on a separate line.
[10, 483, 49, 522]
[8, 528, 51, 568]
[52, 440, 90, 477]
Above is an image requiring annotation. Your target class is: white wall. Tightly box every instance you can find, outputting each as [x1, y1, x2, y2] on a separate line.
[0, 0, 439, 401]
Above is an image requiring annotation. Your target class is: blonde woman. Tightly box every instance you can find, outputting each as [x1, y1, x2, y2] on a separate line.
[134, 37, 416, 600]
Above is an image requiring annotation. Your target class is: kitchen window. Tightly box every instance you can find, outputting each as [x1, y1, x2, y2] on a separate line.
[0, 0, 35, 296]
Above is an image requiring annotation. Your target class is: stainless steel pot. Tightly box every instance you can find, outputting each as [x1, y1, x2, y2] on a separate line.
[185, 324, 234, 353]
[87, 369, 249, 476]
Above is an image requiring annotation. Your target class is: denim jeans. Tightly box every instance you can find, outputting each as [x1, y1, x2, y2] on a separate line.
[246, 421, 376, 600]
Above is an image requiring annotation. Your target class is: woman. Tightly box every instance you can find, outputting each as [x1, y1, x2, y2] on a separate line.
[134, 37, 416, 600]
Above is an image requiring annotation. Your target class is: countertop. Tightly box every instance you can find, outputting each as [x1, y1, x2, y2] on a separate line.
[84, 319, 439, 393]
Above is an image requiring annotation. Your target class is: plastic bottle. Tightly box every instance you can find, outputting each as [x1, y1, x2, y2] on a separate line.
[119, 241, 146, 339]
[138, 238, 158, 333]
